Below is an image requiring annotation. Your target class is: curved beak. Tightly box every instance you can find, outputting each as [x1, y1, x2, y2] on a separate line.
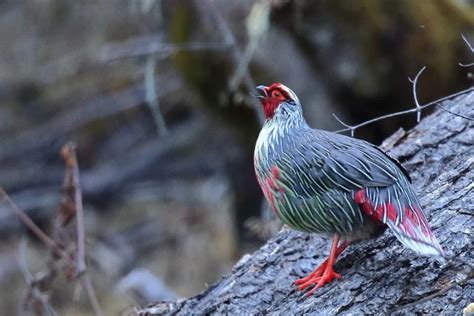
[252, 85, 268, 99]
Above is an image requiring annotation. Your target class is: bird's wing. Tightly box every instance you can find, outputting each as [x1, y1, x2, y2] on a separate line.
[283, 130, 401, 198]
[274, 130, 443, 256]
[327, 132, 443, 256]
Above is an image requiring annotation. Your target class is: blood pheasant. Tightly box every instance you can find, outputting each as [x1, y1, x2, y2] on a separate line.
[253, 83, 443, 296]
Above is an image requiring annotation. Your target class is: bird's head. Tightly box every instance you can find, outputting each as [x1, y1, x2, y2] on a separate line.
[255, 83, 301, 120]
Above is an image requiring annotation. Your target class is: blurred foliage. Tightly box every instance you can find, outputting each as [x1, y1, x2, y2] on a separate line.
[0, 0, 472, 314]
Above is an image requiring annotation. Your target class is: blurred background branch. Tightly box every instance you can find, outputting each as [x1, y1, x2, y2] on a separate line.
[0, 0, 472, 314]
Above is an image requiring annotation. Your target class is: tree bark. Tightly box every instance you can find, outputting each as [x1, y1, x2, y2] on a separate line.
[139, 91, 473, 315]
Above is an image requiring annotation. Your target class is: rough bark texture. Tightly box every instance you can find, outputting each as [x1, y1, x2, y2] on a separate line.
[140, 91, 473, 315]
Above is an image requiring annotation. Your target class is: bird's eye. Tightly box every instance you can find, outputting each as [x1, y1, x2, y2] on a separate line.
[272, 90, 282, 98]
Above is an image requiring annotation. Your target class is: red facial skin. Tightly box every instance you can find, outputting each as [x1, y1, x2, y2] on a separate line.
[260, 83, 292, 119]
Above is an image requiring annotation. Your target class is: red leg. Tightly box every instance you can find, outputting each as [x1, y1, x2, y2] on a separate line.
[294, 234, 349, 295]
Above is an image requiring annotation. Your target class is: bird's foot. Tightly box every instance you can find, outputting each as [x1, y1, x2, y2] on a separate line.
[293, 260, 327, 287]
[294, 261, 342, 296]
[294, 235, 348, 296]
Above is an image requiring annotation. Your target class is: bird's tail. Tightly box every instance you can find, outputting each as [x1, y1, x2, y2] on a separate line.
[386, 213, 444, 257]
[355, 184, 444, 257]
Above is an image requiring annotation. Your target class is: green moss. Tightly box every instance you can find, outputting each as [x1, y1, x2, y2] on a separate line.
[168, 2, 259, 146]
[325, 0, 473, 98]
[170, 4, 227, 105]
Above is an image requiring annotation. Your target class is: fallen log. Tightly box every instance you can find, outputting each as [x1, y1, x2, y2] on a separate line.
[139, 90, 473, 315]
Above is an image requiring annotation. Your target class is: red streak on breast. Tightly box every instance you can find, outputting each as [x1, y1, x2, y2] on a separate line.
[271, 166, 280, 179]
[261, 166, 285, 215]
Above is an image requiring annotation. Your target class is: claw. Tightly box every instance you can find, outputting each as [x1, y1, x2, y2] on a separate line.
[296, 265, 342, 294]
[293, 261, 327, 286]
[303, 268, 342, 296]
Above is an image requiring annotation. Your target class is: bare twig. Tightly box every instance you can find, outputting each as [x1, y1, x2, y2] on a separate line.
[60, 143, 86, 276]
[1, 148, 104, 316]
[229, 1, 270, 90]
[101, 1, 265, 126]
[1, 186, 103, 315]
[81, 274, 104, 316]
[332, 86, 474, 135]
[459, 33, 474, 67]
[332, 113, 355, 137]
[145, 55, 168, 135]
[0, 188, 74, 265]
[408, 66, 426, 123]
[60, 143, 104, 316]
[0, 78, 181, 162]
[334, 46, 444, 135]
[204, 0, 265, 125]
[100, 38, 231, 62]
[331, 37, 474, 136]
[18, 238, 58, 316]
[18, 238, 34, 283]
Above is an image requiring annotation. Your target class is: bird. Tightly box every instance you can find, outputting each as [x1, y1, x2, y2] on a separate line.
[253, 82, 444, 296]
